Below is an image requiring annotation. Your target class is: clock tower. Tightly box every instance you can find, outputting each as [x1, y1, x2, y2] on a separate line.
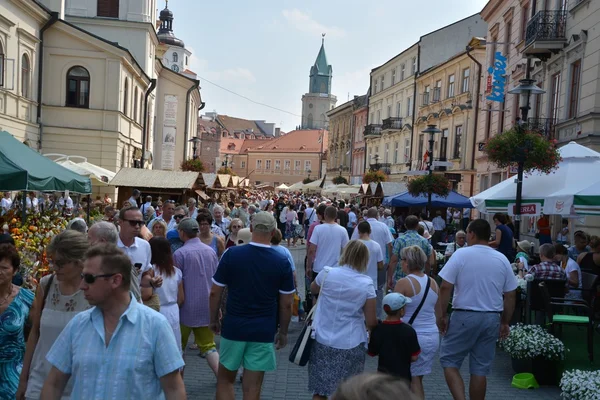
[157, 1, 193, 78]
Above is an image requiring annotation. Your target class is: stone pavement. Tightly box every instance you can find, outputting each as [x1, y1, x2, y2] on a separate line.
[183, 245, 561, 399]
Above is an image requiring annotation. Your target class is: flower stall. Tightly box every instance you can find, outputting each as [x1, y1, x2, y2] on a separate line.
[560, 369, 600, 399]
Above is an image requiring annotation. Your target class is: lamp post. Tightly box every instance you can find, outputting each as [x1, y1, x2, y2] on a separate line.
[422, 124, 441, 216]
[221, 154, 231, 168]
[339, 164, 343, 177]
[371, 154, 380, 171]
[188, 136, 201, 160]
[307, 169, 312, 180]
[507, 78, 545, 240]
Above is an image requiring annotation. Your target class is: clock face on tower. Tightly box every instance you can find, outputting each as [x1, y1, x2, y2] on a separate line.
[171, 64, 180, 72]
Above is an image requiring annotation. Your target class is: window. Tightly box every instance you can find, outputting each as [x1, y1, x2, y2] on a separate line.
[66, 66, 90, 108]
[256, 159, 262, 169]
[376, 110, 381, 123]
[423, 86, 430, 105]
[173, 52, 178, 63]
[462, 68, 470, 93]
[400, 64, 405, 81]
[304, 160, 311, 171]
[380, 75, 384, 92]
[97, 0, 119, 18]
[568, 60, 581, 118]
[275, 160, 281, 170]
[386, 105, 392, 118]
[373, 78, 378, 94]
[391, 68, 396, 85]
[396, 102, 402, 118]
[241, 161, 246, 168]
[440, 129, 448, 160]
[550, 72, 561, 123]
[404, 138, 410, 163]
[370, 113, 374, 124]
[139, 92, 144, 124]
[0, 42, 4, 88]
[295, 160, 301, 170]
[521, 4, 529, 41]
[407, 97, 412, 116]
[133, 87, 138, 122]
[21, 54, 30, 98]
[307, 114, 313, 128]
[412, 57, 417, 74]
[123, 78, 129, 116]
[454, 125, 463, 159]
[394, 141, 399, 163]
[448, 74, 455, 98]
[284, 160, 291, 170]
[185, 56, 188, 65]
[384, 143, 389, 163]
[265, 160, 271, 170]
[418, 135, 424, 165]
[504, 21, 512, 63]
[433, 80, 442, 102]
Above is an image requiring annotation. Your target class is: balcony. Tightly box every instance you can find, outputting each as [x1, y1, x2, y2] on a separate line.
[364, 124, 382, 137]
[527, 117, 556, 139]
[524, 10, 568, 59]
[382, 117, 403, 132]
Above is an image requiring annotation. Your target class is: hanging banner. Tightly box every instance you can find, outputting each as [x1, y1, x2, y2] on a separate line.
[486, 52, 507, 103]
[161, 95, 178, 170]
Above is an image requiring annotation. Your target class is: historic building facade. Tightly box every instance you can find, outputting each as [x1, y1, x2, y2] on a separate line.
[351, 94, 368, 185]
[301, 38, 337, 130]
[325, 100, 353, 181]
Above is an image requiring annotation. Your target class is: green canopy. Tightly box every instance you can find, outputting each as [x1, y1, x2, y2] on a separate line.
[0, 131, 92, 193]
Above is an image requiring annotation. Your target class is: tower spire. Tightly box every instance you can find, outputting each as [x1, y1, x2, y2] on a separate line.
[322, 33, 325, 45]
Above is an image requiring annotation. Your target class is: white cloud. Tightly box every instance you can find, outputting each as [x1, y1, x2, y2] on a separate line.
[282, 9, 346, 38]
[186, 48, 256, 84]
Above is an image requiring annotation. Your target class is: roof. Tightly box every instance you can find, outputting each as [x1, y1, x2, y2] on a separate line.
[312, 40, 330, 76]
[198, 118, 220, 134]
[109, 168, 199, 189]
[371, 42, 419, 73]
[200, 173, 217, 187]
[217, 115, 268, 137]
[246, 130, 328, 154]
[377, 182, 408, 197]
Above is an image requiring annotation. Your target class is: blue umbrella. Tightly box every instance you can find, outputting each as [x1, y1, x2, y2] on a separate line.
[382, 190, 473, 208]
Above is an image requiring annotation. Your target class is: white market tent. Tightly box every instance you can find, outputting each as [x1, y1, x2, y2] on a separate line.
[46, 154, 116, 185]
[276, 183, 289, 190]
[470, 142, 600, 216]
[288, 181, 304, 191]
[321, 184, 361, 198]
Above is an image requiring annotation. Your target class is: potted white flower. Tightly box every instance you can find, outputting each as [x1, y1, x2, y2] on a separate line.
[499, 323, 567, 385]
[560, 369, 600, 399]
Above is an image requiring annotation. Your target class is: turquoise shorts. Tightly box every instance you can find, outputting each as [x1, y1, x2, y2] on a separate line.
[220, 337, 277, 372]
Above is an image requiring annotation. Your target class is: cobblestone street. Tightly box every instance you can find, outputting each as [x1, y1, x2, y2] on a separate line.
[183, 245, 561, 399]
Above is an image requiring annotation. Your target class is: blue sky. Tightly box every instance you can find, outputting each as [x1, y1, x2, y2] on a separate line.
[167, 0, 489, 132]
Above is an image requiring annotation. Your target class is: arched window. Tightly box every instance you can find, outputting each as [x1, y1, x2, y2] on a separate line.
[307, 114, 313, 128]
[21, 54, 30, 98]
[173, 52, 178, 63]
[133, 87, 138, 122]
[0, 41, 4, 88]
[123, 78, 129, 116]
[139, 92, 144, 124]
[66, 66, 90, 108]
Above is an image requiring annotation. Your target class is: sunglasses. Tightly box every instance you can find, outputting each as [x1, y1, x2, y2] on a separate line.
[124, 219, 145, 227]
[231, 225, 242, 228]
[81, 273, 116, 284]
[173, 215, 186, 220]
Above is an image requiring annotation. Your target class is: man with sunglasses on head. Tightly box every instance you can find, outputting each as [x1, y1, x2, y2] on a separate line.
[41, 243, 186, 399]
[117, 207, 162, 302]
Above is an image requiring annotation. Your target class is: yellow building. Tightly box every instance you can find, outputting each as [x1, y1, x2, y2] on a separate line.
[413, 40, 486, 198]
[325, 100, 353, 181]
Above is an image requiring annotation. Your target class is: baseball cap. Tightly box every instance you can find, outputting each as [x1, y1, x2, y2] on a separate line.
[177, 218, 199, 236]
[236, 228, 252, 245]
[251, 212, 276, 233]
[382, 292, 412, 313]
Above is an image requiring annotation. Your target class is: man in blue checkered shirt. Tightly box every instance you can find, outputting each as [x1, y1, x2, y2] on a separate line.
[388, 215, 432, 290]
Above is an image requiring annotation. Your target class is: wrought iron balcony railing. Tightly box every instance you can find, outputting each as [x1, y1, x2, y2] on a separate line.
[525, 10, 567, 48]
[527, 117, 556, 139]
[364, 124, 382, 137]
[369, 162, 391, 174]
[382, 117, 403, 131]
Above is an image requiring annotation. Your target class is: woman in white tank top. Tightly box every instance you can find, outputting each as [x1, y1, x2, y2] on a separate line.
[394, 245, 440, 400]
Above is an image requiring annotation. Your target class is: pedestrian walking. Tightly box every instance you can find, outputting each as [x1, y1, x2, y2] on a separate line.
[388, 216, 432, 288]
[307, 206, 349, 281]
[437, 219, 517, 400]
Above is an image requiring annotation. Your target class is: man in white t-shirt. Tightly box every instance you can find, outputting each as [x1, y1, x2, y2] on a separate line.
[357, 221, 383, 287]
[128, 189, 141, 208]
[437, 219, 517, 400]
[1, 192, 12, 215]
[307, 206, 349, 281]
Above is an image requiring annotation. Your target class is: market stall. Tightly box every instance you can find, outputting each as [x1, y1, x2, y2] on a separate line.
[383, 190, 472, 208]
[367, 182, 407, 207]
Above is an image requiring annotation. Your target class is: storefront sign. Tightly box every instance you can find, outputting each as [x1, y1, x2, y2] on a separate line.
[486, 52, 507, 103]
[161, 95, 178, 170]
[508, 202, 542, 216]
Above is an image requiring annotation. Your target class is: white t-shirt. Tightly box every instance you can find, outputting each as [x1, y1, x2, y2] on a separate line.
[347, 211, 357, 228]
[565, 258, 582, 290]
[313, 266, 376, 349]
[59, 196, 73, 209]
[117, 236, 152, 301]
[439, 244, 518, 312]
[305, 207, 317, 224]
[351, 218, 393, 261]
[128, 196, 138, 207]
[310, 223, 350, 273]
[1, 197, 12, 214]
[419, 220, 434, 234]
[359, 239, 383, 285]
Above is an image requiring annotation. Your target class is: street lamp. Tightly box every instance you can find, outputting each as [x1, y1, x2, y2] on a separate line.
[221, 154, 231, 168]
[339, 164, 343, 177]
[508, 78, 546, 240]
[307, 169, 312, 179]
[422, 124, 442, 216]
[188, 136, 201, 160]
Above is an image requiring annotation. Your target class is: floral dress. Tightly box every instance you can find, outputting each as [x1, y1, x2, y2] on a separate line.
[0, 288, 34, 400]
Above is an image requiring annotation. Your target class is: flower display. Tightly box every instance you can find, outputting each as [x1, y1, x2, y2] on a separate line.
[499, 323, 567, 360]
[362, 170, 388, 184]
[407, 174, 450, 198]
[483, 127, 562, 174]
[1, 209, 68, 289]
[560, 369, 600, 399]
[332, 176, 348, 185]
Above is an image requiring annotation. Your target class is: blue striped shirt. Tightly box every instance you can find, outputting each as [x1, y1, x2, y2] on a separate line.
[46, 295, 184, 399]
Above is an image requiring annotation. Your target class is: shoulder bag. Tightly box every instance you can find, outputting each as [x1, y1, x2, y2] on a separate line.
[289, 268, 330, 366]
[408, 276, 431, 326]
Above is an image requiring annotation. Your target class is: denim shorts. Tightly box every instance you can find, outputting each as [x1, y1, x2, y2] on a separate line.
[439, 310, 501, 376]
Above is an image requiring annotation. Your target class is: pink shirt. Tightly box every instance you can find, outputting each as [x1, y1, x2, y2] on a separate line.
[286, 210, 297, 223]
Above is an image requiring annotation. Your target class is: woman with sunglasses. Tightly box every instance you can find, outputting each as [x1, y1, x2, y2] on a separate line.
[16, 230, 90, 400]
[225, 218, 244, 249]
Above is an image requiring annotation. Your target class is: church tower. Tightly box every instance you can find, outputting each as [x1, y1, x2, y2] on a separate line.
[301, 35, 337, 130]
[157, 1, 194, 79]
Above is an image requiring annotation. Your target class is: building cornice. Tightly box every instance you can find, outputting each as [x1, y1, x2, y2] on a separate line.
[369, 76, 415, 102]
[481, 0, 503, 22]
[65, 15, 159, 45]
[371, 43, 419, 74]
[8, 0, 50, 23]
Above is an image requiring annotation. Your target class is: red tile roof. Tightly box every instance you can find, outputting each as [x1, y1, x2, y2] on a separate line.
[246, 129, 328, 153]
[217, 115, 267, 137]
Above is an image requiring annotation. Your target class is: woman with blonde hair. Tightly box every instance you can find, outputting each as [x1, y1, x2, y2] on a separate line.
[308, 240, 378, 400]
[225, 218, 243, 249]
[151, 219, 168, 238]
[394, 245, 440, 399]
[17, 230, 90, 400]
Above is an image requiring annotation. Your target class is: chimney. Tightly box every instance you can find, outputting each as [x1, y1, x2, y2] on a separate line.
[275, 128, 281, 137]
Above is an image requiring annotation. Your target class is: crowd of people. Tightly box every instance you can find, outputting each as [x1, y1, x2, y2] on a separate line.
[1, 186, 599, 400]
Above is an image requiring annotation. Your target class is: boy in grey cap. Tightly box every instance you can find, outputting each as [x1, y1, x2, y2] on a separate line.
[368, 292, 420, 382]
